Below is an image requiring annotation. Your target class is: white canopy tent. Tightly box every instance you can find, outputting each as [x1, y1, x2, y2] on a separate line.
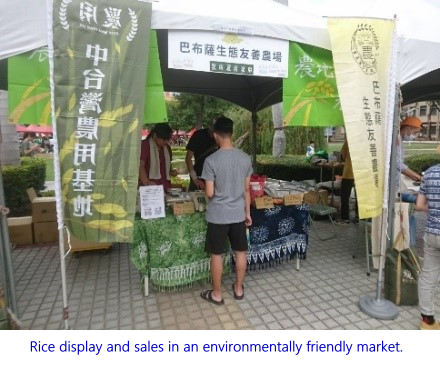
[289, 0, 440, 102]
[0, 0, 329, 61]
[1, 0, 440, 326]
[3, 0, 440, 96]
[0, 0, 334, 329]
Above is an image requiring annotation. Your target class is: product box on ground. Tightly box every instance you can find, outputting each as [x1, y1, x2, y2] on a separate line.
[303, 189, 328, 205]
[33, 221, 58, 243]
[64, 233, 112, 253]
[26, 188, 57, 222]
[7, 216, 33, 246]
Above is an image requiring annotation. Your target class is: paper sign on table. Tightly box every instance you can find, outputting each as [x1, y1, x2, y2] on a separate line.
[139, 185, 165, 219]
[254, 196, 274, 209]
[284, 193, 304, 206]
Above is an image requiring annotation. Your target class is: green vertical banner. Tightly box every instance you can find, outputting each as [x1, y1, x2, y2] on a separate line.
[8, 32, 167, 127]
[283, 42, 344, 127]
[49, 0, 152, 242]
[8, 49, 51, 125]
[144, 31, 168, 125]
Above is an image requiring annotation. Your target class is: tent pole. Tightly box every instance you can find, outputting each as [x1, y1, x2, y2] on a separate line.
[358, 84, 400, 320]
[46, 0, 69, 330]
[0, 170, 18, 316]
[251, 111, 258, 168]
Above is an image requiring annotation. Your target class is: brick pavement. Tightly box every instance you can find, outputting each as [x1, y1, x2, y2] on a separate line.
[8, 216, 439, 330]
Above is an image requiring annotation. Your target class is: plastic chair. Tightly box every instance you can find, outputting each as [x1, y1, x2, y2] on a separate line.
[307, 190, 338, 241]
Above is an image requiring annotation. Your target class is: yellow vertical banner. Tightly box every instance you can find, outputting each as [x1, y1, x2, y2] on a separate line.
[327, 18, 395, 219]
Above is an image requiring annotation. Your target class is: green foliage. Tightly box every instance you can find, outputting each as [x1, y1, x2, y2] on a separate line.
[171, 147, 187, 159]
[166, 93, 331, 156]
[166, 93, 234, 131]
[405, 153, 440, 173]
[255, 155, 343, 182]
[228, 107, 328, 155]
[2, 157, 47, 216]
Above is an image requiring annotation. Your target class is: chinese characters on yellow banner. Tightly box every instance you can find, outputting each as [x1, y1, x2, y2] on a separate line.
[328, 19, 395, 219]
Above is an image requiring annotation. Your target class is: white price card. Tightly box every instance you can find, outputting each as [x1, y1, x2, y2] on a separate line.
[139, 185, 165, 220]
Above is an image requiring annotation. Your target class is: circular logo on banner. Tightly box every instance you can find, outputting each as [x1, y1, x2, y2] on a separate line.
[351, 24, 379, 75]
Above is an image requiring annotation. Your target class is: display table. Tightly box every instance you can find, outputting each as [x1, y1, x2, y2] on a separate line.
[131, 205, 309, 294]
[131, 211, 230, 293]
[248, 205, 309, 270]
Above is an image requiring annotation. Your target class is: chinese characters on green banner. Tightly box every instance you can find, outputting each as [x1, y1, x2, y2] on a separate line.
[283, 42, 343, 127]
[49, 0, 152, 242]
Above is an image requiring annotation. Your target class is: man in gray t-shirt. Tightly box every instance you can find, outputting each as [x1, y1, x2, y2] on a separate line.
[200, 116, 252, 305]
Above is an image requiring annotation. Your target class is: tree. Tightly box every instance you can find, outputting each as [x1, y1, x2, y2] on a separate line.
[271, 103, 285, 157]
[271, 0, 288, 157]
[166, 93, 233, 131]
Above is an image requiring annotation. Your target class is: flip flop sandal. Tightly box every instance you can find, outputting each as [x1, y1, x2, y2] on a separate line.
[232, 284, 244, 300]
[200, 289, 224, 305]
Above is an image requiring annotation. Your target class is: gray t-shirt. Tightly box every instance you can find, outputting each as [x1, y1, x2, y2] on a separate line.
[201, 147, 253, 224]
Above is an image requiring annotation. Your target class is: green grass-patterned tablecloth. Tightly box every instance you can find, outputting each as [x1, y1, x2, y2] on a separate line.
[131, 211, 230, 290]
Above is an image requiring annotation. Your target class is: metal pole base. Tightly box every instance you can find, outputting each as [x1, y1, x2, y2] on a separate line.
[358, 296, 399, 320]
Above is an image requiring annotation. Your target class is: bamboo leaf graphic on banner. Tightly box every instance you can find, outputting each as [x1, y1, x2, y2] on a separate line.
[99, 104, 133, 127]
[22, 77, 47, 100]
[86, 220, 133, 234]
[91, 193, 105, 200]
[62, 168, 74, 186]
[62, 184, 69, 202]
[104, 141, 112, 155]
[50, 0, 152, 243]
[9, 92, 50, 123]
[59, 133, 77, 163]
[41, 101, 52, 125]
[283, 99, 312, 126]
[68, 93, 76, 111]
[128, 118, 138, 133]
[93, 203, 128, 218]
[67, 47, 74, 59]
[121, 178, 128, 192]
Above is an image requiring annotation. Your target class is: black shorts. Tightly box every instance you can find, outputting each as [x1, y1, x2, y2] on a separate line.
[205, 221, 248, 255]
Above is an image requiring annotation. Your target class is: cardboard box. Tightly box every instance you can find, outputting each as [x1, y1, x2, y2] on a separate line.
[303, 189, 328, 205]
[7, 216, 33, 246]
[33, 221, 58, 243]
[27, 188, 57, 223]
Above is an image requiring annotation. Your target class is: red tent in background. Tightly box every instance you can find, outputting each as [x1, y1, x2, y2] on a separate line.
[15, 124, 53, 135]
[16, 125, 28, 132]
[172, 129, 186, 137]
[26, 125, 53, 134]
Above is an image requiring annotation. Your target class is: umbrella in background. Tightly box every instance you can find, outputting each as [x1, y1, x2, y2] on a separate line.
[26, 124, 52, 134]
[15, 125, 28, 132]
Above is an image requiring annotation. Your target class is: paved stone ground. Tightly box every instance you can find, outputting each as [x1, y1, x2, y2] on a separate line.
[7, 215, 439, 330]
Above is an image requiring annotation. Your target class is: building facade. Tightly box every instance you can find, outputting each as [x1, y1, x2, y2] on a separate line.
[403, 101, 440, 140]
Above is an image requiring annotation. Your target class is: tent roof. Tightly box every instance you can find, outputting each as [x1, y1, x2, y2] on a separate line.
[156, 30, 282, 112]
[1, 0, 440, 107]
[401, 69, 440, 105]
